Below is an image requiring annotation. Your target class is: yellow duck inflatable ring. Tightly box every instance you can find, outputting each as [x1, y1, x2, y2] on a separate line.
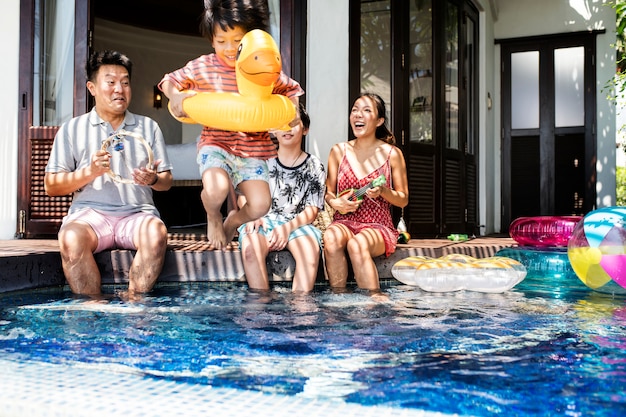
[170, 29, 296, 132]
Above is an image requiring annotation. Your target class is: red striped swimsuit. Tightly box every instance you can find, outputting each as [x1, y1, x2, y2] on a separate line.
[332, 144, 399, 257]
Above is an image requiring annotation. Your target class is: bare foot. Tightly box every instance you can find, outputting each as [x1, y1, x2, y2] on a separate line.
[117, 289, 145, 302]
[222, 210, 240, 248]
[370, 290, 390, 302]
[206, 213, 227, 250]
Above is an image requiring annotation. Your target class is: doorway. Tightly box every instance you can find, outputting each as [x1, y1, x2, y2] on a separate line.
[350, 0, 479, 237]
[500, 32, 599, 231]
[16, 0, 305, 237]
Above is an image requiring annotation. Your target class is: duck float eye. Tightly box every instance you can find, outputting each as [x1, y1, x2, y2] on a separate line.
[236, 43, 242, 61]
[169, 29, 296, 132]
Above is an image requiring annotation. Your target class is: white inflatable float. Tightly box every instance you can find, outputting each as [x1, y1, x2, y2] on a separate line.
[391, 254, 527, 293]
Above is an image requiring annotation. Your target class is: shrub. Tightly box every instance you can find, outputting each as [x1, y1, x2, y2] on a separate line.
[617, 166, 626, 206]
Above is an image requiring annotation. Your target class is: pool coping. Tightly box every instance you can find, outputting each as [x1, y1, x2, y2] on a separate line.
[0, 236, 516, 294]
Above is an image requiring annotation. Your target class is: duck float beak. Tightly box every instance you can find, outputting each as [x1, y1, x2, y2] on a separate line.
[238, 48, 281, 87]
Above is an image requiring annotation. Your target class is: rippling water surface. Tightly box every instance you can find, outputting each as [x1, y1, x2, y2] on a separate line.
[1, 274, 626, 416]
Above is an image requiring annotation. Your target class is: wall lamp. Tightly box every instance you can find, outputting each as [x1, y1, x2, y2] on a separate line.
[153, 85, 163, 109]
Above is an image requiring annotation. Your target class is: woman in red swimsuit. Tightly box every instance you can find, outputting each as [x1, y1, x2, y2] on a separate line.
[323, 93, 409, 292]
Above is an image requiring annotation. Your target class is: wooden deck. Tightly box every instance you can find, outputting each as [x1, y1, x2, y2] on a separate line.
[0, 234, 516, 293]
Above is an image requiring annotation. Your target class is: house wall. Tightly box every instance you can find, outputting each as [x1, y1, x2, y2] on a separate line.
[618, 95, 626, 167]
[0, 0, 20, 240]
[493, 0, 617, 208]
[306, 0, 350, 168]
[475, 0, 499, 234]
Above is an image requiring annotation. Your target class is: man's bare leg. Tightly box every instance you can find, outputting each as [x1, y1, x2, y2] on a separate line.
[58, 222, 101, 295]
[128, 216, 168, 294]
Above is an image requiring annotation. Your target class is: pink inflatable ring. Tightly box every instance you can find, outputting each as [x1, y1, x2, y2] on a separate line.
[509, 216, 582, 247]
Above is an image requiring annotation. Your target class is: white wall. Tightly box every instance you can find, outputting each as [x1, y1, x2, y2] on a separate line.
[0, 0, 20, 240]
[494, 0, 617, 208]
[306, 0, 350, 166]
[475, 0, 499, 234]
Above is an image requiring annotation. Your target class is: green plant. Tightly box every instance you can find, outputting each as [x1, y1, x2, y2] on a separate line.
[610, 2, 626, 205]
[605, 1, 626, 101]
[616, 0, 626, 71]
[617, 166, 626, 206]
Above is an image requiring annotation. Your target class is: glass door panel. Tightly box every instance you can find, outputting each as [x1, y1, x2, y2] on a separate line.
[511, 51, 539, 130]
[511, 136, 541, 217]
[555, 46, 585, 128]
[555, 134, 585, 213]
[445, 3, 459, 150]
[268, 0, 280, 42]
[409, 0, 432, 143]
[465, 16, 476, 155]
[35, 0, 75, 127]
[360, 0, 391, 115]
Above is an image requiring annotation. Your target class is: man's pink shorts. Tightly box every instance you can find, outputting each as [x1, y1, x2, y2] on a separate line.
[61, 208, 159, 253]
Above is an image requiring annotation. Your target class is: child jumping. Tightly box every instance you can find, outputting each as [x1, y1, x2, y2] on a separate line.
[159, 0, 304, 250]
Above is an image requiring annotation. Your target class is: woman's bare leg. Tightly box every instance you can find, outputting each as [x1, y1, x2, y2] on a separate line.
[346, 228, 386, 290]
[322, 224, 352, 288]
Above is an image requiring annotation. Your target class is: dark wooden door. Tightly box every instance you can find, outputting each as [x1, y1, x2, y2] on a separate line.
[17, 0, 304, 238]
[387, 0, 479, 238]
[500, 32, 598, 231]
[16, 0, 90, 238]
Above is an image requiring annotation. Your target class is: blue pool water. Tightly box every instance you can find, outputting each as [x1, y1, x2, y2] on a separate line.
[1, 274, 626, 416]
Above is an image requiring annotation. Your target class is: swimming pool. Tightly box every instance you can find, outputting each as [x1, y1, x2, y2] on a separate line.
[1, 274, 625, 416]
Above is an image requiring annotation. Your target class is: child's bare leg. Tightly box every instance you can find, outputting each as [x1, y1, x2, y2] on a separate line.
[240, 233, 270, 290]
[201, 167, 231, 250]
[288, 236, 321, 292]
[223, 180, 271, 243]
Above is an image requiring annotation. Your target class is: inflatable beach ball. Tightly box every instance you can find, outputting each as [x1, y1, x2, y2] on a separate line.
[568, 207, 626, 294]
